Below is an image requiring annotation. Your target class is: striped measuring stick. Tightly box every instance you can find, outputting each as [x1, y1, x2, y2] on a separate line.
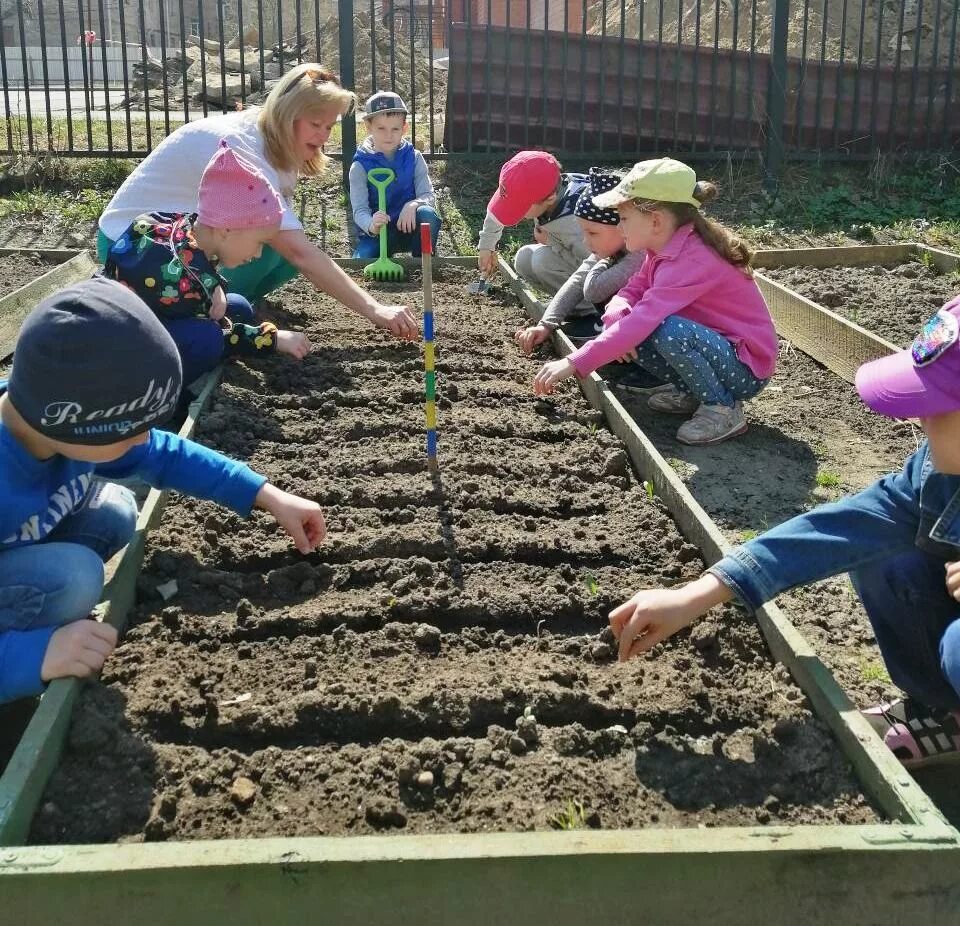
[420, 223, 438, 472]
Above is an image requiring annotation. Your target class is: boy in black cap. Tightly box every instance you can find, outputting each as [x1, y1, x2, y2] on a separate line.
[348, 91, 441, 258]
[0, 277, 326, 704]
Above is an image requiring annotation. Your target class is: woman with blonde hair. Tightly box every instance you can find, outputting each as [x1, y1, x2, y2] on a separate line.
[98, 63, 417, 341]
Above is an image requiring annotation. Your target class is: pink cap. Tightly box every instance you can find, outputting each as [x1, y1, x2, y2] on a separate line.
[856, 294, 960, 419]
[197, 140, 284, 230]
[487, 150, 561, 226]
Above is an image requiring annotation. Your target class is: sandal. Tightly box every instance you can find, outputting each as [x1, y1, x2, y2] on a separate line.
[862, 698, 960, 769]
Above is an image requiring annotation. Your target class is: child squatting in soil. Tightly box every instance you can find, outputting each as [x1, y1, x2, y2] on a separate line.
[102, 140, 312, 386]
[514, 168, 649, 359]
[0, 277, 327, 704]
[608, 296, 960, 768]
[349, 91, 442, 259]
[477, 150, 591, 292]
[533, 158, 778, 447]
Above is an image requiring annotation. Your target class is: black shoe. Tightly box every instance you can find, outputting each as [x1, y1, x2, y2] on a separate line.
[609, 367, 669, 395]
[561, 313, 604, 345]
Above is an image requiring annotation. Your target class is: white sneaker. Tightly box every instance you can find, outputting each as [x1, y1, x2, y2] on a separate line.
[647, 386, 700, 414]
[676, 402, 747, 445]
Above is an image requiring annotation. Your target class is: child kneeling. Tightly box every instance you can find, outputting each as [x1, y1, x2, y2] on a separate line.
[608, 299, 960, 769]
[533, 158, 777, 446]
[349, 92, 441, 259]
[0, 278, 326, 704]
[102, 141, 311, 386]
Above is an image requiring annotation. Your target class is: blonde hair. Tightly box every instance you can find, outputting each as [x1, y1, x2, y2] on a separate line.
[258, 63, 357, 178]
[633, 181, 754, 274]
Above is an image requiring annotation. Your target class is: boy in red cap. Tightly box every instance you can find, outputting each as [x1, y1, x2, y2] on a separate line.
[477, 150, 590, 292]
[604, 296, 960, 769]
[102, 141, 311, 385]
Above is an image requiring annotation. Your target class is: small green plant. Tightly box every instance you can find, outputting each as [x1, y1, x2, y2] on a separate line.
[583, 575, 599, 596]
[549, 799, 588, 831]
[738, 529, 759, 542]
[643, 480, 655, 499]
[860, 660, 891, 684]
[815, 470, 841, 489]
[919, 250, 937, 272]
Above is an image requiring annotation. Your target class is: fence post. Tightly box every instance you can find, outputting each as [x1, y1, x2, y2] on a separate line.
[338, 0, 357, 188]
[763, 0, 790, 191]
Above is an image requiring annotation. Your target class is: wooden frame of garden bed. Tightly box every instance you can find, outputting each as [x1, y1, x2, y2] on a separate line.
[0, 248, 97, 359]
[1, 254, 958, 924]
[752, 242, 960, 383]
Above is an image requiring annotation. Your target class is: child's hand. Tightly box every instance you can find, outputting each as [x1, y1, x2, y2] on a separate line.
[515, 323, 551, 354]
[255, 483, 327, 554]
[617, 348, 639, 363]
[276, 330, 312, 360]
[397, 202, 419, 233]
[40, 620, 118, 684]
[369, 211, 390, 235]
[946, 561, 960, 601]
[478, 249, 498, 277]
[209, 286, 227, 322]
[533, 358, 575, 395]
[533, 224, 548, 245]
[372, 303, 419, 341]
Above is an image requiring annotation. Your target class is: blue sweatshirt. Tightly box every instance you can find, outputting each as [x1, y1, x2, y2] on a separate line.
[0, 401, 267, 702]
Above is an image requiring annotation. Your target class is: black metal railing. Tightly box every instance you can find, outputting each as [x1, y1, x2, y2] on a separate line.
[0, 0, 956, 179]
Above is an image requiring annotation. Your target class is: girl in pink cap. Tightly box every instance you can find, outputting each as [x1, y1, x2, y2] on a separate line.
[102, 141, 311, 384]
[602, 297, 960, 770]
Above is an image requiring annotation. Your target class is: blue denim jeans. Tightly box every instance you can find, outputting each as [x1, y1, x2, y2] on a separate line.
[166, 293, 254, 385]
[353, 205, 442, 259]
[632, 315, 768, 408]
[711, 443, 960, 710]
[0, 481, 137, 633]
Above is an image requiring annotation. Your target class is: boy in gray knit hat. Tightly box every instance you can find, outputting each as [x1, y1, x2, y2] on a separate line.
[0, 277, 326, 704]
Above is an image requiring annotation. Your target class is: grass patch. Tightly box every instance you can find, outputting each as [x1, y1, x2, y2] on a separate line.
[549, 799, 588, 831]
[859, 659, 891, 684]
[815, 470, 842, 489]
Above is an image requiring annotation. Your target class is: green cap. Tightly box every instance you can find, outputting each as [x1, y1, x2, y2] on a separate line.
[593, 157, 701, 209]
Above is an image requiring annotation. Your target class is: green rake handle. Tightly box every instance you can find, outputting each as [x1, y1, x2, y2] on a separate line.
[367, 166, 395, 261]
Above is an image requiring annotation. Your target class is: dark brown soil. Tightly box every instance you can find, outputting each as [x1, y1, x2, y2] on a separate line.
[31, 267, 878, 844]
[0, 252, 62, 300]
[763, 259, 960, 347]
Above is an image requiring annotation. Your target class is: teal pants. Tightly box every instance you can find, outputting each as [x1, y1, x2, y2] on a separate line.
[96, 229, 300, 304]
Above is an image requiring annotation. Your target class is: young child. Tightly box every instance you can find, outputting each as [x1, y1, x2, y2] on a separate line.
[0, 277, 326, 704]
[515, 167, 646, 353]
[477, 150, 591, 292]
[349, 91, 441, 259]
[102, 141, 311, 386]
[607, 297, 960, 768]
[533, 157, 777, 446]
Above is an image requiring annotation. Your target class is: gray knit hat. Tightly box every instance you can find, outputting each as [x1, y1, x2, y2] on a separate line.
[8, 276, 183, 445]
[574, 168, 622, 226]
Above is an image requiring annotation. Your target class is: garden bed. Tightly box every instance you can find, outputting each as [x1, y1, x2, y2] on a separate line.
[763, 258, 960, 347]
[30, 266, 878, 844]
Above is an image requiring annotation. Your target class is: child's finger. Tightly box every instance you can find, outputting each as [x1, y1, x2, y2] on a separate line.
[617, 614, 650, 661]
[607, 599, 636, 638]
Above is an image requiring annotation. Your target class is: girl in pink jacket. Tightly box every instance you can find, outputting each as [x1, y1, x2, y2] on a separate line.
[533, 158, 777, 446]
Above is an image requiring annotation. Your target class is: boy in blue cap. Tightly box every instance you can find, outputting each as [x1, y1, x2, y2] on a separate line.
[0, 277, 326, 704]
[348, 91, 442, 258]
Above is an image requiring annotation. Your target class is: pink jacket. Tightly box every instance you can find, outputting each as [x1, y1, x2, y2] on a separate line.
[569, 224, 778, 380]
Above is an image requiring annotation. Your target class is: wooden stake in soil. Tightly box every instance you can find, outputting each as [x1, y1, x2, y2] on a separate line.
[421, 223, 438, 473]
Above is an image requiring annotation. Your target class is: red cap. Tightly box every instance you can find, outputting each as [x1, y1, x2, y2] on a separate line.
[487, 151, 561, 226]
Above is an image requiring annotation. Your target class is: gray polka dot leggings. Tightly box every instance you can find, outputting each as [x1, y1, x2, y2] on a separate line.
[632, 315, 769, 407]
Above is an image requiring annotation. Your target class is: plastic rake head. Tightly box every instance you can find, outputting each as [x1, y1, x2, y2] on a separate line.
[363, 166, 406, 282]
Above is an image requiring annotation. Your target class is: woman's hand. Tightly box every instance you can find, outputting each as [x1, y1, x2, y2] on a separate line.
[533, 358, 576, 395]
[372, 304, 419, 341]
[255, 483, 327, 554]
[515, 323, 551, 355]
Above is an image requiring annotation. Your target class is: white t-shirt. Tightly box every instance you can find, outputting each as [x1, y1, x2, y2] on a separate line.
[99, 109, 302, 240]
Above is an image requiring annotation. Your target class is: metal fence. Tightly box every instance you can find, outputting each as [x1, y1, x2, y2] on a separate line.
[0, 0, 957, 176]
